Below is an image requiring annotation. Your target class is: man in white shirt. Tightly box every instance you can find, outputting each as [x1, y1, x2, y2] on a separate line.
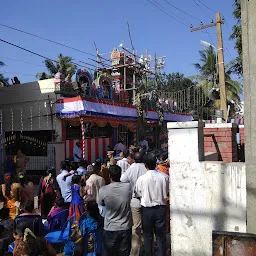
[121, 152, 147, 256]
[86, 161, 105, 201]
[56, 161, 73, 204]
[73, 142, 82, 162]
[114, 140, 126, 154]
[117, 150, 130, 174]
[135, 152, 169, 256]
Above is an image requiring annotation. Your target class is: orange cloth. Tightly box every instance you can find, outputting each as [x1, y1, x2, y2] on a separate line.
[157, 162, 170, 176]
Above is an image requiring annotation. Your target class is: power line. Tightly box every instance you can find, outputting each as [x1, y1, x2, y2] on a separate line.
[0, 23, 111, 63]
[153, 0, 191, 25]
[0, 38, 95, 72]
[161, 0, 201, 22]
[145, 0, 189, 27]
[0, 23, 96, 57]
[0, 71, 36, 77]
[0, 38, 57, 63]
[0, 56, 45, 68]
[197, 0, 216, 14]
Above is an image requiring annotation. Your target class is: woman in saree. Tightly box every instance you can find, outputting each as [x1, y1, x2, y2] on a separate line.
[38, 168, 58, 218]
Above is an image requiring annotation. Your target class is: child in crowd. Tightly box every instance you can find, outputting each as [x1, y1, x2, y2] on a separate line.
[69, 175, 85, 223]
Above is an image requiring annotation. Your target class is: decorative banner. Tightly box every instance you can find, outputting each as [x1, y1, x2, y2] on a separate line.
[111, 48, 121, 66]
[38, 106, 41, 129]
[20, 108, 23, 133]
[80, 117, 85, 160]
[0, 109, 2, 136]
[30, 106, 33, 131]
[11, 109, 13, 134]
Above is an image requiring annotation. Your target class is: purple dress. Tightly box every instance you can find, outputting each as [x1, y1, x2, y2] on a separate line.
[69, 185, 85, 223]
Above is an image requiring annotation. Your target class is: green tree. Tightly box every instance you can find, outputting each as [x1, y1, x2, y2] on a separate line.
[0, 60, 9, 86]
[192, 46, 243, 117]
[230, 0, 242, 76]
[37, 54, 77, 78]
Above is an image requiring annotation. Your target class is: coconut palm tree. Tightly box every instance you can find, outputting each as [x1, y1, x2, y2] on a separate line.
[36, 54, 77, 78]
[193, 47, 243, 117]
[0, 60, 9, 86]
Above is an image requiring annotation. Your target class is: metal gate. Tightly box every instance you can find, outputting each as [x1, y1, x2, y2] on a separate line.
[3, 132, 49, 172]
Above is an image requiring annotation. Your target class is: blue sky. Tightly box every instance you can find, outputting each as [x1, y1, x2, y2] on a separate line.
[0, 0, 237, 83]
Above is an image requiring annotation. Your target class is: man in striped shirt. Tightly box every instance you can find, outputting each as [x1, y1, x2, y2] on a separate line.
[117, 150, 130, 175]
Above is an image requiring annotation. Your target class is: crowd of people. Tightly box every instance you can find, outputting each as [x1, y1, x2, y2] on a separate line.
[0, 140, 169, 256]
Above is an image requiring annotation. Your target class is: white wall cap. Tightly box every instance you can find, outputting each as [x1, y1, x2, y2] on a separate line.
[205, 123, 238, 128]
[167, 121, 204, 129]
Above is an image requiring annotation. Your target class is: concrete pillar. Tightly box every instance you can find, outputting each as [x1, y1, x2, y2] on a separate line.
[167, 121, 205, 163]
[241, 0, 256, 233]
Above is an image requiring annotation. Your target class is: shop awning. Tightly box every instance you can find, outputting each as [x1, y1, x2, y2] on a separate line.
[56, 96, 193, 122]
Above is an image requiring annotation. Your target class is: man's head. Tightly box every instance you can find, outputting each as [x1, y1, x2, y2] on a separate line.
[107, 151, 114, 159]
[60, 160, 68, 171]
[17, 149, 22, 156]
[143, 152, 157, 170]
[79, 159, 86, 168]
[127, 152, 134, 165]
[123, 150, 130, 159]
[134, 152, 143, 163]
[24, 200, 34, 213]
[76, 142, 80, 148]
[160, 152, 168, 162]
[109, 165, 122, 182]
[93, 161, 101, 175]
[55, 197, 65, 208]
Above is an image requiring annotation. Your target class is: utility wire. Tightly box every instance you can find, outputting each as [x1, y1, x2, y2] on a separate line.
[0, 56, 45, 68]
[0, 38, 94, 72]
[162, 0, 201, 22]
[0, 23, 111, 63]
[146, 0, 189, 27]
[197, 0, 216, 14]
[152, 0, 190, 25]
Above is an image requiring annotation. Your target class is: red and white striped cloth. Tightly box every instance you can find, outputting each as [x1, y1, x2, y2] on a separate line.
[66, 138, 112, 164]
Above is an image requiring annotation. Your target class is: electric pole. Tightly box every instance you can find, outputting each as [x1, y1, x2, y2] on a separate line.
[191, 12, 228, 120]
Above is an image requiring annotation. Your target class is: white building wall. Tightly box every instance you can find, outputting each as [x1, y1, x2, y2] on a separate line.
[0, 79, 62, 141]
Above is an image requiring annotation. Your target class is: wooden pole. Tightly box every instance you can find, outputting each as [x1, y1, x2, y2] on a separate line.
[123, 40, 126, 91]
[216, 12, 227, 120]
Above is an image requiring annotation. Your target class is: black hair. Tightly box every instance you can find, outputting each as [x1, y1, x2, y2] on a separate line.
[55, 197, 65, 207]
[20, 173, 29, 187]
[72, 174, 81, 185]
[143, 152, 157, 170]
[24, 200, 34, 213]
[5, 174, 19, 198]
[123, 150, 130, 158]
[160, 152, 168, 162]
[109, 165, 122, 182]
[79, 159, 86, 167]
[15, 222, 32, 237]
[87, 200, 100, 222]
[134, 152, 143, 163]
[129, 152, 134, 159]
[46, 168, 56, 177]
[71, 161, 78, 171]
[60, 160, 68, 170]
[93, 162, 101, 174]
